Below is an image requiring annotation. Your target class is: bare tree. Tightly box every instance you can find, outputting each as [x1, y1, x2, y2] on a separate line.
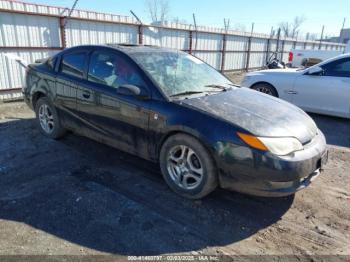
[146, 0, 170, 24]
[279, 16, 306, 38]
[172, 17, 187, 24]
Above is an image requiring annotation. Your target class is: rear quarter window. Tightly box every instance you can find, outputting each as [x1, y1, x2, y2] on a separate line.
[60, 52, 87, 78]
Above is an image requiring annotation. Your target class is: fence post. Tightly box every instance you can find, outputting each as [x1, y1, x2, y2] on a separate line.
[246, 36, 252, 71]
[138, 24, 143, 45]
[280, 40, 285, 61]
[189, 30, 193, 54]
[221, 33, 227, 72]
[265, 38, 270, 64]
[275, 28, 281, 57]
[59, 17, 66, 49]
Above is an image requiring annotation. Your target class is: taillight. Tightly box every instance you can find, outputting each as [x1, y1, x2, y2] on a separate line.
[288, 52, 293, 62]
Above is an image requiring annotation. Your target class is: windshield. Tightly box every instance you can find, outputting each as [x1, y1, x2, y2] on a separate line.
[130, 51, 235, 98]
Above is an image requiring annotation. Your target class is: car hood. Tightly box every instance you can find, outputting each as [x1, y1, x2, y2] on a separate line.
[179, 88, 318, 144]
[247, 68, 302, 76]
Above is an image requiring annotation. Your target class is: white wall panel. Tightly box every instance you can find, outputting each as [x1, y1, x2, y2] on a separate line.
[249, 52, 266, 68]
[193, 32, 222, 50]
[250, 38, 267, 52]
[224, 52, 247, 71]
[0, 50, 58, 90]
[0, 12, 60, 47]
[143, 27, 189, 50]
[65, 20, 138, 46]
[193, 52, 221, 70]
[226, 35, 248, 51]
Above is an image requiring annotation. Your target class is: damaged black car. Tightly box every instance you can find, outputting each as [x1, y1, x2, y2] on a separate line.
[24, 45, 328, 199]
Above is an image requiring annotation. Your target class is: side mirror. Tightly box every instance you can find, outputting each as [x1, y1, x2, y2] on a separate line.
[117, 84, 141, 96]
[307, 66, 323, 76]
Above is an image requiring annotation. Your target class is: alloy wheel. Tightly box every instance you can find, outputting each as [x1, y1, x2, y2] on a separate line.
[38, 104, 54, 134]
[166, 145, 204, 190]
[255, 86, 273, 95]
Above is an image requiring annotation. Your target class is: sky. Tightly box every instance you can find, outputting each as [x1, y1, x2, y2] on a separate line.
[24, 0, 349, 38]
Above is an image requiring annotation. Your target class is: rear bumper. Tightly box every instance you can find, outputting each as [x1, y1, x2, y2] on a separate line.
[215, 131, 327, 197]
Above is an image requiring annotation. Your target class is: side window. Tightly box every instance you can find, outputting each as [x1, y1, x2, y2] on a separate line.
[88, 51, 146, 90]
[60, 52, 87, 78]
[323, 58, 350, 77]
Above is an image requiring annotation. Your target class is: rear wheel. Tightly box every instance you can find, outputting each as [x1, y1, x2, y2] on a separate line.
[160, 134, 218, 199]
[35, 97, 66, 139]
[252, 83, 278, 97]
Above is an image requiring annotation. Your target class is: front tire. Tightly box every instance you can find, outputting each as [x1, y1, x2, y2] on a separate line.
[160, 134, 218, 199]
[252, 83, 278, 97]
[35, 97, 66, 139]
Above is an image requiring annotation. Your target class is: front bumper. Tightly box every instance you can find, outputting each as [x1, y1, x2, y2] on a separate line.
[215, 131, 327, 197]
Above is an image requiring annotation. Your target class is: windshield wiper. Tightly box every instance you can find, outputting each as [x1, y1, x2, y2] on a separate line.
[169, 91, 206, 98]
[204, 84, 232, 91]
[227, 83, 241, 88]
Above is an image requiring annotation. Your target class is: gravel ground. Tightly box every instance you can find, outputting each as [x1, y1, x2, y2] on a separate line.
[0, 97, 350, 260]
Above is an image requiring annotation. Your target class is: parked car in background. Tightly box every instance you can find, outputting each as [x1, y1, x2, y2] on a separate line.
[288, 41, 350, 68]
[24, 45, 327, 199]
[242, 54, 350, 119]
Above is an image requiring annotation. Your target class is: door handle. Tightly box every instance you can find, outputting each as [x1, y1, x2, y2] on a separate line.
[82, 91, 90, 99]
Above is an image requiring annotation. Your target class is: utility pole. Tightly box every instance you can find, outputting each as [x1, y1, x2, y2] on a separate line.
[192, 14, 198, 51]
[319, 25, 325, 50]
[339, 18, 346, 43]
[275, 27, 281, 59]
[223, 18, 230, 33]
[250, 22, 255, 36]
[130, 10, 144, 45]
[64, 0, 79, 26]
[60, 0, 80, 49]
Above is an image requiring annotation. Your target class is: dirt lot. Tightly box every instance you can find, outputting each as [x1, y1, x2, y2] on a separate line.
[0, 95, 350, 259]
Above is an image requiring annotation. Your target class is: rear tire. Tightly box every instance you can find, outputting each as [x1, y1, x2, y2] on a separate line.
[35, 97, 66, 139]
[252, 83, 278, 97]
[160, 134, 218, 199]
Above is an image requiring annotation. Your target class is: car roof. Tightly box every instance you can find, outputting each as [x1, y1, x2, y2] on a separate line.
[316, 53, 350, 66]
[62, 44, 180, 55]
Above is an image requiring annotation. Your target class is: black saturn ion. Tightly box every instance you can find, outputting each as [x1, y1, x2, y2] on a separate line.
[23, 44, 328, 199]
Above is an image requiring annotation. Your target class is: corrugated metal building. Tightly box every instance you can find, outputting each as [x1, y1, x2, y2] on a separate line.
[0, 0, 346, 100]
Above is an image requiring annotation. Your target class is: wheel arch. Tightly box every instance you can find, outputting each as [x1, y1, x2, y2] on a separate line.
[157, 129, 218, 169]
[31, 80, 52, 109]
[250, 81, 279, 97]
[32, 90, 47, 109]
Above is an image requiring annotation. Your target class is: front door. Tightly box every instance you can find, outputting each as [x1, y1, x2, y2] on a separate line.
[293, 57, 350, 117]
[76, 49, 151, 158]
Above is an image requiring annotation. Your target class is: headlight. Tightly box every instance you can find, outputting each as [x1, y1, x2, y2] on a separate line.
[237, 133, 303, 156]
[258, 137, 303, 156]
